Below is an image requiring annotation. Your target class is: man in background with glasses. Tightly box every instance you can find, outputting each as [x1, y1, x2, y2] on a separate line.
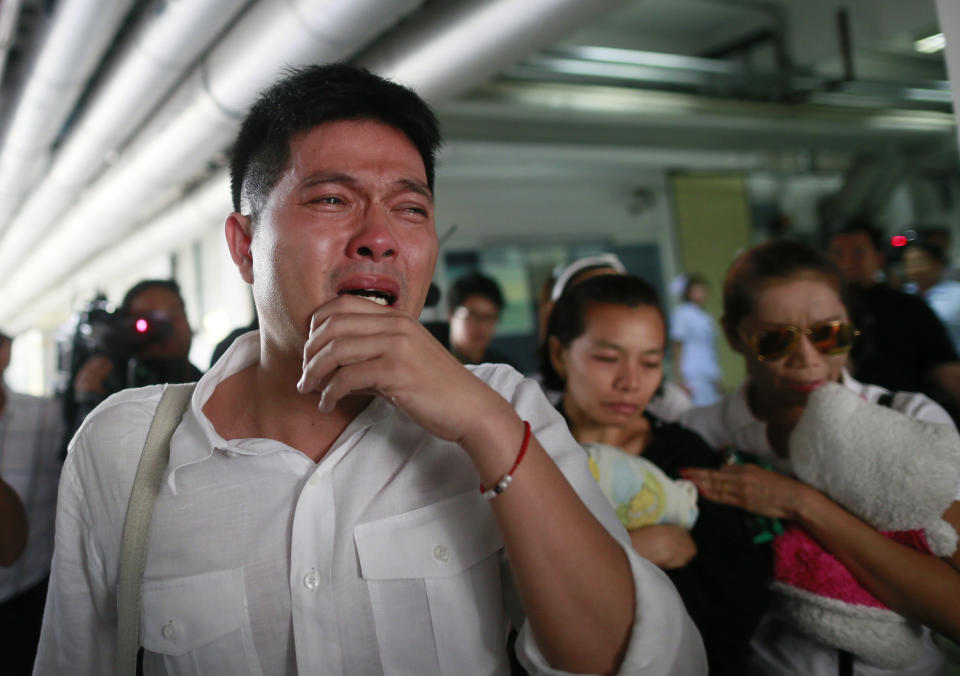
[447, 272, 516, 367]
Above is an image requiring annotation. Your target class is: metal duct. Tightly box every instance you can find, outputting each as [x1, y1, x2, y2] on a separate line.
[0, 0, 423, 324]
[0, 0, 252, 283]
[358, 0, 630, 103]
[0, 0, 24, 91]
[9, 171, 232, 335]
[2, 0, 636, 329]
[0, 0, 134, 226]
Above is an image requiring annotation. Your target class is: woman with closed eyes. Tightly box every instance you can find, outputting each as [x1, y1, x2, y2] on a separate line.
[681, 239, 960, 675]
[541, 273, 771, 675]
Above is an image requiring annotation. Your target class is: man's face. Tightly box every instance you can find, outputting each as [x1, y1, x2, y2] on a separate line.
[235, 120, 438, 350]
[127, 287, 193, 359]
[829, 232, 883, 287]
[449, 294, 500, 360]
[904, 247, 942, 291]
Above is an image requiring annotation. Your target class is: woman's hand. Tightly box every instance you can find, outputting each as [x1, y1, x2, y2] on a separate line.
[680, 464, 815, 521]
[629, 525, 697, 569]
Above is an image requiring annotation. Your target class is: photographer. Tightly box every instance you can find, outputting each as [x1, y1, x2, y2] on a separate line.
[70, 279, 202, 434]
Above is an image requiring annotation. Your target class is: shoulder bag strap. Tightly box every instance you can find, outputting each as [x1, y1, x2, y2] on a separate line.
[115, 382, 196, 676]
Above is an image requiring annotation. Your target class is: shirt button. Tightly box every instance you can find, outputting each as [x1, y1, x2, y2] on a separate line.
[223, 450, 238, 459]
[161, 620, 178, 641]
[433, 545, 450, 564]
[303, 568, 321, 591]
[308, 472, 322, 486]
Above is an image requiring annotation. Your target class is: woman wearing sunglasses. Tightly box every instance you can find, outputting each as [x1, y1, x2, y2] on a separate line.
[681, 239, 960, 675]
[542, 273, 771, 675]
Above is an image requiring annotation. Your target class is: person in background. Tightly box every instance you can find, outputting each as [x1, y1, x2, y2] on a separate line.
[541, 273, 771, 675]
[670, 274, 722, 406]
[538, 254, 693, 421]
[914, 225, 960, 281]
[0, 331, 64, 675]
[828, 223, 960, 420]
[682, 239, 960, 675]
[446, 272, 512, 365]
[70, 279, 202, 432]
[903, 240, 960, 356]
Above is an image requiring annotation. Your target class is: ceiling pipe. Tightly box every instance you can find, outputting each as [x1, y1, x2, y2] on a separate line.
[0, 0, 423, 323]
[358, 0, 630, 103]
[0, 0, 25, 90]
[0, 0, 135, 228]
[9, 171, 232, 335]
[0, 0, 253, 282]
[1, 0, 634, 328]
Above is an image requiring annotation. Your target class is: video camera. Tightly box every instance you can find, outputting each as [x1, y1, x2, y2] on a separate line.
[61, 294, 177, 394]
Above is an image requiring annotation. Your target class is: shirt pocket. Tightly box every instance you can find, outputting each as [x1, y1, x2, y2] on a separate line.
[355, 490, 509, 676]
[139, 568, 262, 676]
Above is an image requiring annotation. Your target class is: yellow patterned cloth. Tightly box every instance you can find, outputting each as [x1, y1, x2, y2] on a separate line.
[583, 442, 699, 530]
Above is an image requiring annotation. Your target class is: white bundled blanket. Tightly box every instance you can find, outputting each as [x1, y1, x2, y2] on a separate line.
[768, 383, 960, 668]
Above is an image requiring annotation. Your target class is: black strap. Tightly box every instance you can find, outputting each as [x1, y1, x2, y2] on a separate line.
[877, 392, 894, 407]
[838, 649, 854, 676]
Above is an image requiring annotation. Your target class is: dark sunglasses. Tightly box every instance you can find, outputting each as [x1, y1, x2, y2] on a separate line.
[746, 320, 859, 362]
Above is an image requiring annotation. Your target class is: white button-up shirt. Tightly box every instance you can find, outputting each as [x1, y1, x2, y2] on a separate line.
[0, 385, 63, 603]
[35, 332, 704, 675]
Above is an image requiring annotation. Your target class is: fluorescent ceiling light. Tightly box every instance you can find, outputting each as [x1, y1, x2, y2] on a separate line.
[915, 33, 946, 54]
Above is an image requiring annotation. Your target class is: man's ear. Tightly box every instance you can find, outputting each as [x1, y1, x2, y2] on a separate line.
[722, 316, 745, 355]
[225, 213, 254, 284]
[548, 336, 567, 380]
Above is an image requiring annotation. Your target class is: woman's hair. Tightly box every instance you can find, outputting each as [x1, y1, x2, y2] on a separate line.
[682, 273, 707, 302]
[723, 239, 842, 333]
[539, 274, 664, 391]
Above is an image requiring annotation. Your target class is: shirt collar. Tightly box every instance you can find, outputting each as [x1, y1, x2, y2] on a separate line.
[166, 330, 394, 493]
[726, 380, 756, 433]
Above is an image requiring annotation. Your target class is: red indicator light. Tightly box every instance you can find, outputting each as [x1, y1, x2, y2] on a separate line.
[135, 318, 149, 333]
[891, 235, 908, 247]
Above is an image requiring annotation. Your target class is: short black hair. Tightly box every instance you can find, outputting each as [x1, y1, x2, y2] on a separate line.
[906, 239, 947, 265]
[448, 273, 504, 311]
[120, 279, 185, 316]
[230, 63, 442, 214]
[539, 274, 664, 391]
[833, 220, 885, 253]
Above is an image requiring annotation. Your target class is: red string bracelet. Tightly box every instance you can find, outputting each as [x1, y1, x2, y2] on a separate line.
[479, 421, 532, 500]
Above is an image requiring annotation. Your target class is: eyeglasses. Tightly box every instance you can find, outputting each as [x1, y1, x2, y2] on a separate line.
[745, 320, 859, 361]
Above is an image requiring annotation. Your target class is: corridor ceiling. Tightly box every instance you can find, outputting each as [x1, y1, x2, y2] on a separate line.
[0, 0, 951, 331]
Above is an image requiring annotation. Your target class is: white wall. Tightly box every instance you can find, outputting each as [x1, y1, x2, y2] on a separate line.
[434, 168, 678, 302]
